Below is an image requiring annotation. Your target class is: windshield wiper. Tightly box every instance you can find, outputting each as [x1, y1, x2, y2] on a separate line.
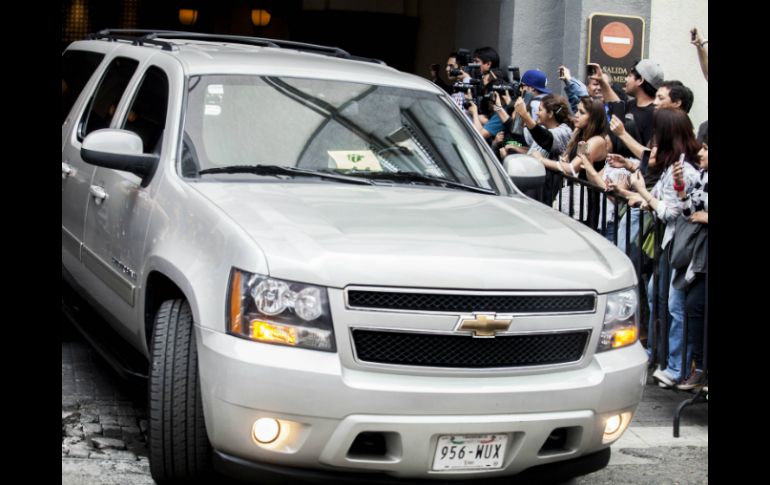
[198, 165, 374, 185]
[343, 171, 497, 195]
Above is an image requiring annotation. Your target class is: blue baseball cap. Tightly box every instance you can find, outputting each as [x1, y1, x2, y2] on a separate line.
[521, 69, 551, 94]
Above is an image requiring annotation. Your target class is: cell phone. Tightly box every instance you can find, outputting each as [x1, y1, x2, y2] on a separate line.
[559, 67, 565, 77]
[587, 65, 597, 76]
[690, 29, 697, 42]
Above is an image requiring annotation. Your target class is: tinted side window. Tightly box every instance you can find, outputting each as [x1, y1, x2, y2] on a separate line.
[61, 50, 105, 124]
[122, 66, 169, 154]
[79, 57, 139, 139]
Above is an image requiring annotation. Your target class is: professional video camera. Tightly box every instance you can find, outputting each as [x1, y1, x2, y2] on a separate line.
[452, 78, 482, 110]
[485, 81, 517, 97]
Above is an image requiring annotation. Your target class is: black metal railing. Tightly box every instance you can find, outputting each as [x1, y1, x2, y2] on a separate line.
[542, 168, 708, 435]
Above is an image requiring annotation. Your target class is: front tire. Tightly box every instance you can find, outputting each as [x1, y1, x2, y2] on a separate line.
[149, 299, 212, 484]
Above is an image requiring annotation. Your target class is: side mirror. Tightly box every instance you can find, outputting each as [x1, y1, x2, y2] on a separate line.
[81, 129, 159, 187]
[503, 154, 545, 191]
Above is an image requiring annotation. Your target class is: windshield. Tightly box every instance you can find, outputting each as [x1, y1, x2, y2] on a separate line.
[180, 75, 510, 194]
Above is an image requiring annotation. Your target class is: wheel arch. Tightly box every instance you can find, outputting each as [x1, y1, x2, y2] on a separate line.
[144, 270, 188, 350]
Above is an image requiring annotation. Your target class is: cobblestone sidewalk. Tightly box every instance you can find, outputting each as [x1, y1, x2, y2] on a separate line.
[61, 318, 149, 464]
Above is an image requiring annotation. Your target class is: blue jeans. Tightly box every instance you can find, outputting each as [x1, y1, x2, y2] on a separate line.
[603, 221, 616, 244]
[646, 258, 686, 382]
[646, 255, 670, 362]
[665, 275, 686, 382]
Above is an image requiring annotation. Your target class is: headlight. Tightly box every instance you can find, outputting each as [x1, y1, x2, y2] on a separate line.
[227, 269, 335, 351]
[596, 287, 639, 352]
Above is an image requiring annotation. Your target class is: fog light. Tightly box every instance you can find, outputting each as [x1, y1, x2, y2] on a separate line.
[602, 411, 633, 444]
[253, 417, 281, 444]
[605, 415, 621, 434]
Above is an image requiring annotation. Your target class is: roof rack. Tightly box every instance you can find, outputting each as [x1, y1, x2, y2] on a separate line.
[88, 30, 385, 65]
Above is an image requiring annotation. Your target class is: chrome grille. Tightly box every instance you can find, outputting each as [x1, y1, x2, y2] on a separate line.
[347, 290, 595, 314]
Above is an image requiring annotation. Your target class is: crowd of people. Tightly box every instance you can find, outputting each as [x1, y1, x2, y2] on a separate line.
[430, 28, 709, 393]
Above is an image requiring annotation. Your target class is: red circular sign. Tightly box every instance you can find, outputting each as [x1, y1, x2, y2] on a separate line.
[600, 22, 634, 59]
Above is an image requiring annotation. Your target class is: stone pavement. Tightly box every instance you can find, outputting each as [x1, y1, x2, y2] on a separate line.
[61, 317, 154, 484]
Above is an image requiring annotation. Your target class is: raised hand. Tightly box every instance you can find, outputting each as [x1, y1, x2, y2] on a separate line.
[673, 160, 684, 185]
[501, 90, 512, 107]
[513, 97, 527, 116]
[609, 115, 626, 137]
[690, 27, 706, 47]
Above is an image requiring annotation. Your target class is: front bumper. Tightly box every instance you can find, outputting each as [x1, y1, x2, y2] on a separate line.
[196, 326, 647, 480]
[213, 447, 612, 484]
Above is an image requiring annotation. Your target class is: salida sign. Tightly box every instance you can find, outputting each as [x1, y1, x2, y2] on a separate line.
[587, 13, 645, 84]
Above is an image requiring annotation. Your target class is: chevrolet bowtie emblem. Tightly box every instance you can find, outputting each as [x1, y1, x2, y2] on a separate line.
[457, 314, 513, 337]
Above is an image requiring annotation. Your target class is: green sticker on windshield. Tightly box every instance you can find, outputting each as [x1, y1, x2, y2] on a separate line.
[328, 150, 382, 171]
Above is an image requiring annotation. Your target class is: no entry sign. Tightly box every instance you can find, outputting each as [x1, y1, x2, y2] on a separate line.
[587, 13, 645, 84]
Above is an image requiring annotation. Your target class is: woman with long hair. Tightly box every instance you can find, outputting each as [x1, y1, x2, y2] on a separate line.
[626, 107, 702, 388]
[510, 93, 574, 160]
[534, 96, 608, 222]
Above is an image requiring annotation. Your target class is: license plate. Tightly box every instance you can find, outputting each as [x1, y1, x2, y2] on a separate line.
[432, 434, 507, 471]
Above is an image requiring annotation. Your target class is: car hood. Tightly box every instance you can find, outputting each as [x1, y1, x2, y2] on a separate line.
[192, 182, 635, 292]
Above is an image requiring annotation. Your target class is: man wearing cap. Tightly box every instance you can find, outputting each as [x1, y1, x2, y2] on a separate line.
[598, 59, 663, 146]
[517, 69, 551, 150]
[520, 69, 551, 121]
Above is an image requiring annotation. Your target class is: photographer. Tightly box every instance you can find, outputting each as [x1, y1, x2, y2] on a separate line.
[471, 46, 500, 75]
[446, 52, 468, 110]
[468, 68, 515, 141]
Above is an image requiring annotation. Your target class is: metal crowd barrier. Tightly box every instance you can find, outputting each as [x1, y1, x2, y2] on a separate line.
[540, 169, 708, 436]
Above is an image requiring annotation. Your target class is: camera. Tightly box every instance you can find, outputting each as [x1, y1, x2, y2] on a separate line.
[455, 48, 472, 67]
[450, 63, 482, 78]
[480, 82, 515, 110]
[453, 79, 482, 110]
[487, 82, 516, 95]
[452, 78, 481, 96]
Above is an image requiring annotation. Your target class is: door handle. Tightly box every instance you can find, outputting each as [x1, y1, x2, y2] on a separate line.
[62, 162, 74, 180]
[89, 185, 109, 206]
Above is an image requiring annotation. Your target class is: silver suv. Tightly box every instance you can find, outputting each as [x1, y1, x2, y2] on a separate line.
[62, 30, 647, 484]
